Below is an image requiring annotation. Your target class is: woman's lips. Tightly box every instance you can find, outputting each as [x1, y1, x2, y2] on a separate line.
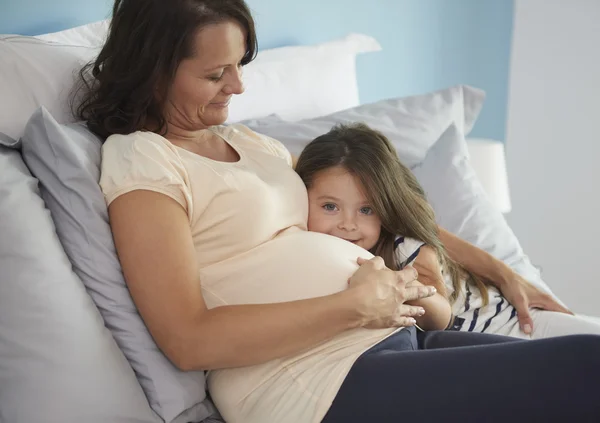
[210, 99, 231, 108]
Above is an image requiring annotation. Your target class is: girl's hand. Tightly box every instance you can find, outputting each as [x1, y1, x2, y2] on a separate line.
[348, 257, 437, 329]
[498, 270, 573, 335]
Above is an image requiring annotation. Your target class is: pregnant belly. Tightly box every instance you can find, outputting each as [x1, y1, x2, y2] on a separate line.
[199, 228, 374, 308]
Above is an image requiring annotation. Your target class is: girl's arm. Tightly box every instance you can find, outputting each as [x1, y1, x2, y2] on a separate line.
[406, 246, 452, 331]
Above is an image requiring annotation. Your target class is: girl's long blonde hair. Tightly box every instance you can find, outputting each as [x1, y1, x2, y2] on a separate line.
[295, 123, 489, 306]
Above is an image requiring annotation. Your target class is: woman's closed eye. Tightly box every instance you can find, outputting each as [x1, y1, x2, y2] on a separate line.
[208, 62, 243, 82]
[208, 72, 225, 82]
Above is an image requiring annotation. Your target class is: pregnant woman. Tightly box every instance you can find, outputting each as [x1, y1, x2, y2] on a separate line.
[79, 0, 600, 422]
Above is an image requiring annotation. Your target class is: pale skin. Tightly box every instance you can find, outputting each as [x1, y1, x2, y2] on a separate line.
[306, 166, 453, 331]
[303, 165, 573, 336]
[108, 21, 435, 371]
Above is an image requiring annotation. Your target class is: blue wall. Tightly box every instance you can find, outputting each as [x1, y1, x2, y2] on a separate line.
[0, 0, 112, 36]
[0, 0, 513, 140]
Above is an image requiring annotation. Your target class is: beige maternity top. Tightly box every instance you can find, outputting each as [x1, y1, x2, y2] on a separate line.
[100, 124, 399, 423]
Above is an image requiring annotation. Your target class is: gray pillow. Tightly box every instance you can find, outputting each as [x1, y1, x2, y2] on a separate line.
[243, 84, 486, 168]
[20, 107, 219, 423]
[0, 131, 19, 148]
[0, 145, 160, 423]
[411, 125, 555, 295]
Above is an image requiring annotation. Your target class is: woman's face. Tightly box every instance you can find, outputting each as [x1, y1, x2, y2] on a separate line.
[306, 166, 382, 251]
[165, 20, 246, 130]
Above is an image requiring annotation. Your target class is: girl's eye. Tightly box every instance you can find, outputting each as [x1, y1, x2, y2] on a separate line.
[323, 203, 338, 212]
[360, 207, 373, 215]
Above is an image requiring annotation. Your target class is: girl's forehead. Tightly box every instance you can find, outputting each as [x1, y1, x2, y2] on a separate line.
[312, 166, 353, 186]
[309, 167, 369, 201]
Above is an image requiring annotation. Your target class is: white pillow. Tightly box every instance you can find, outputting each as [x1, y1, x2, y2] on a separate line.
[227, 33, 382, 123]
[35, 19, 109, 46]
[411, 125, 554, 295]
[244, 84, 485, 166]
[0, 36, 99, 139]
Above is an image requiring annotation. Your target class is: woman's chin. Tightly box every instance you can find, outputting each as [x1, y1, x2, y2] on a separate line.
[204, 108, 229, 126]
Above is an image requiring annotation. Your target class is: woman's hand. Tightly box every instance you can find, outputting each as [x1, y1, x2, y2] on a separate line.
[498, 270, 573, 335]
[348, 256, 437, 329]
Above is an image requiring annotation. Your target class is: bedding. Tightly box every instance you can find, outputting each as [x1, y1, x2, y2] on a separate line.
[411, 124, 556, 296]
[243, 84, 485, 163]
[0, 143, 160, 423]
[0, 34, 100, 140]
[226, 33, 381, 123]
[35, 19, 109, 45]
[19, 108, 218, 423]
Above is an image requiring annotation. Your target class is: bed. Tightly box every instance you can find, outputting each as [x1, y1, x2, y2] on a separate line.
[1, 15, 599, 423]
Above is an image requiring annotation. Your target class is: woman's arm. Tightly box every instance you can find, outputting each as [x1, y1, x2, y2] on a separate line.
[108, 190, 433, 371]
[406, 246, 452, 331]
[437, 226, 572, 334]
[437, 226, 508, 288]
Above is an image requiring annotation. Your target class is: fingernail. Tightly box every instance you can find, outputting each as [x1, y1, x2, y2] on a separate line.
[418, 308, 426, 316]
[524, 324, 532, 334]
[430, 287, 437, 294]
[409, 318, 417, 325]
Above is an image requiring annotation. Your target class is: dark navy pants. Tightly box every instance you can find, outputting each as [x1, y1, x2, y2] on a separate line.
[322, 328, 600, 423]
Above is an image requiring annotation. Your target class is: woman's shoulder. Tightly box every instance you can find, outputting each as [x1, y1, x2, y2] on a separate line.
[103, 130, 178, 156]
[99, 130, 192, 211]
[102, 130, 186, 171]
[100, 130, 188, 182]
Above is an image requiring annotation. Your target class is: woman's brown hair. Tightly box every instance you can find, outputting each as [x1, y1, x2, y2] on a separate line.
[73, 0, 257, 139]
[295, 123, 489, 306]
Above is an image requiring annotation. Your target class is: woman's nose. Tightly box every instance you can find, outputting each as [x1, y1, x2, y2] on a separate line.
[223, 66, 244, 95]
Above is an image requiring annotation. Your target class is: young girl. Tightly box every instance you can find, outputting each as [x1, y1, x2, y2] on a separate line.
[295, 122, 600, 339]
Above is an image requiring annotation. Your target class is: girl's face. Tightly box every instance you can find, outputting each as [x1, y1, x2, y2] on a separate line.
[307, 166, 382, 250]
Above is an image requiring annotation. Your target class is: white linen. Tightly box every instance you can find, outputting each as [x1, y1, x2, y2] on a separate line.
[227, 33, 381, 123]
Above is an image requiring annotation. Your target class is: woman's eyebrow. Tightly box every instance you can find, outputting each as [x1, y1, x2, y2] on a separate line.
[204, 64, 229, 72]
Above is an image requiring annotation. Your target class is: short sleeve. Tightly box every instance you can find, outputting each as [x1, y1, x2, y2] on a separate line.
[99, 132, 193, 217]
[232, 124, 293, 166]
[393, 236, 426, 269]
